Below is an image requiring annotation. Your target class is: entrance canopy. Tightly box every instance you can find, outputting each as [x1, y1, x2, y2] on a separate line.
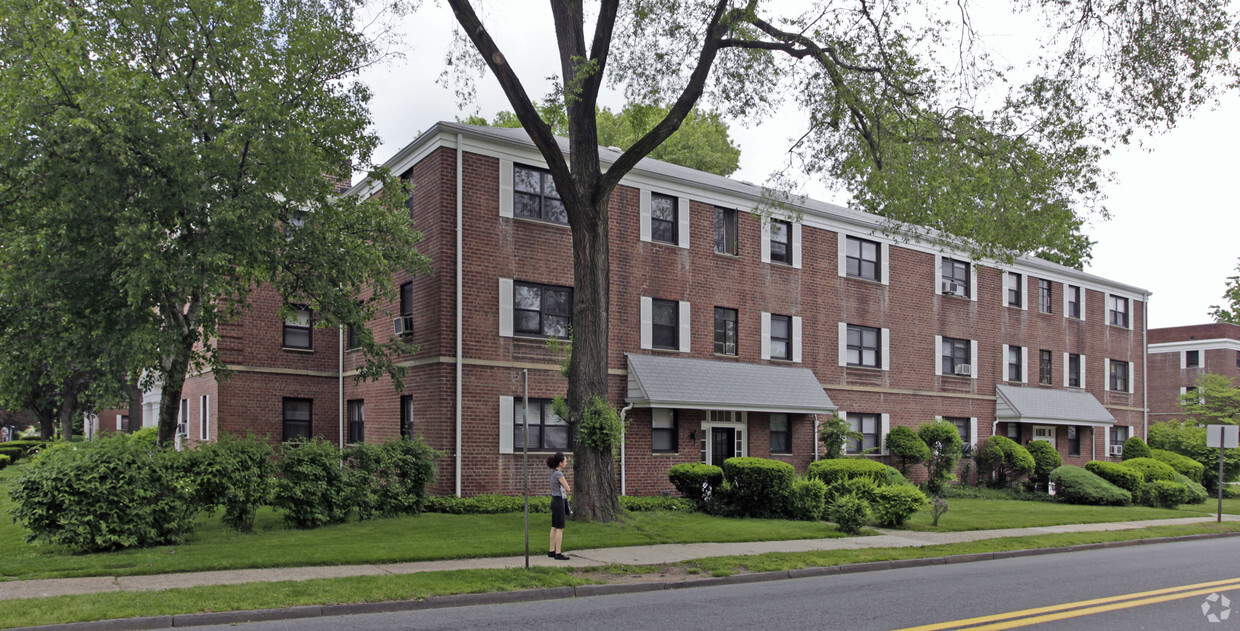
[995, 384, 1116, 427]
[625, 353, 836, 414]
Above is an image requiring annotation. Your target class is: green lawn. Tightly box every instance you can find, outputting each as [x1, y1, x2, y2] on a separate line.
[902, 498, 1192, 531]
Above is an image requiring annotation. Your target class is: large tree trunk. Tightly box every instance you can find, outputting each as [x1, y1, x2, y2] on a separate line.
[127, 379, 143, 433]
[58, 388, 77, 441]
[157, 351, 190, 447]
[37, 410, 55, 441]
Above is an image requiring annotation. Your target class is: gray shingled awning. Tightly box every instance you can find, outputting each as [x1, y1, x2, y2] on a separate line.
[625, 354, 836, 414]
[995, 385, 1116, 427]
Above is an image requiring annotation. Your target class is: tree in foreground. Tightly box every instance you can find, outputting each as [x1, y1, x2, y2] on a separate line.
[1210, 258, 1240, 325]
[1177, 373, 1240, 426]
[442, 0, 1239, 521]
[0, 0, 429, 445]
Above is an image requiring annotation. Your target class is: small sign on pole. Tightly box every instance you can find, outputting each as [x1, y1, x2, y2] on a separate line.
[1206, 425, 1238, 523]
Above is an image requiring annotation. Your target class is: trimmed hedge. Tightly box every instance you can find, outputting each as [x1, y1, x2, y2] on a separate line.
[1149, 449, 1205, 483]
[1122, 436, 1151, 460]
[722, 457, 795, 518]
[0, 440, 47, 456]
[786, 478, 828, 521]
[871, 484, 929, 527]
[668, 463, 724, 504]
[886, 426, 930, 473]
[1050, 465, 1132, 506]
[974, 436, 1035, 488]
[1084, 460, 1144, 496]
[0, 446, 24, 463]
[621, 495, 695, 512]
[1141, 479, 1188, 508]
[1120, 457, 1178, 483]
[829, 493, 870, 535]
[0, 454, 9, 469]
[807, 458, 889, 486]
[1175, 473, 1209, 505]
[1025, 440, 1062, 492]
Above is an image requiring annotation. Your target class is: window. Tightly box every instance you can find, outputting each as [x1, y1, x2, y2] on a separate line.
[1109, 360, 1129, 392]
[1067, 354, 1082, 388]
[1067, 426, 1081, 456]
[846, 236, 881, 281]
[941, 337, 970, 375]
[178, 399, 189, 437]
[282, 398, 312, 442]
[770, 314, 792, 360]
[119, 415, 129, 432]
[1039, 350, 1053, 385]
[1033, 425, 1054, 442]
[1067, 285, 1082, 319]
[947, 417, 971, 446]
[650, 193, 678, 244]
[1007, 346, 1023, 382]
[770, 413, 791, 454]
[199, 395, 209, 441]
[1006, 272, 1023, 307]
[714, 207, 737, 255]
[714, 307, 738, 355]
[1108, 295, 1129, 328]
[514, 282, 572, 338]
[1111, 425, 1129, 446]
[847, 413, 880, 454]
[1039, 279, 1052, 314]
[1186, 350, 1200, 368]
[513, 164, 566, 224]
[847, 324, 881, 368]
[347, 400, 364, 444]
[1006, 422, 1020, 440]
[514, 398, 570, 451]
[400, 395, 413, 440]
[400, 282, 413, 317]
[652, 409, 678, 453]
[346, 326, 361, 350]
[652, 299, 678, 349]
[942, 258, 970, 297]
[283, 305, 312, 349]
[769, 219, 791, 265]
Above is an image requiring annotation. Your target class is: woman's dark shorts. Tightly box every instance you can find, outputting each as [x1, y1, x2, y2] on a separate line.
[551, 496, 566, 529]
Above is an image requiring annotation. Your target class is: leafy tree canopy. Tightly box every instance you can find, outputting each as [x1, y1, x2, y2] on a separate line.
[1178, 373, 1240, 426]
[1209, 258, 1240, 325]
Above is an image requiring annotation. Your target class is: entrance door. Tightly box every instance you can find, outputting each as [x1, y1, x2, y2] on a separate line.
[711, 427, 736, 467]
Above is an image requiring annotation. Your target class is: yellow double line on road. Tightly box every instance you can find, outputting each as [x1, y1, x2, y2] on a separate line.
[893, 577, 1240, 630]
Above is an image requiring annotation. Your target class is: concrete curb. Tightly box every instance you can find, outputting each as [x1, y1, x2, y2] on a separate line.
[10, 530, 1240, 631]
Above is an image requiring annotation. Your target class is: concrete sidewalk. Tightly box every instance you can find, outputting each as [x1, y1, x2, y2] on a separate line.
[3, 515, 1236, 602]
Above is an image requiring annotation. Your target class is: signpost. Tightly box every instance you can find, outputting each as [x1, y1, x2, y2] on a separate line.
[1206, 425, 1238, 523]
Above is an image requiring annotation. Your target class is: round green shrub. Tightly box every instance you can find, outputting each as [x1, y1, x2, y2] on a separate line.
[0, 446, 23, 463]
[886, 426, 931, 473]
[1122, 436, 1151, 460]
[974, 436, 1036, 488]
[1149, 448, 1204, 483]
[721, 457, 795, 518]
[1050, 465, 1132, 506]
[1084, 460, 1144, 495]
[918, 420, 964, 495]
[186, 433, 275, 532]
[871, 484, 929, 528]
[807, 458, 889, 486]
[1141, 479, 1188, 508]
[786, 477, 828, 521]
[7, 436, 199, 552]
[1025, 440, 1062, 492]
[1120, 457, 1178, 483]
[668, 462, 724, 504]
[272, 438, 358, 528]
[829, 493, 871, 535]
[345, 437, 440, 520]
[1175, 473, 1209, 504]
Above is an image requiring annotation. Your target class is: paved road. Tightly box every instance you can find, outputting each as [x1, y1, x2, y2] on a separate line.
[169, 538, 1240, 630]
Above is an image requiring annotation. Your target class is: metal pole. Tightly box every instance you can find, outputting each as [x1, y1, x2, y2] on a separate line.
[1219, 443, 1225, 523]
[523, 369, 530, 568]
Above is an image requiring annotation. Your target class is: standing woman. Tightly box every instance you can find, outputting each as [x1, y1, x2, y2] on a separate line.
[547, 452, 571, 560]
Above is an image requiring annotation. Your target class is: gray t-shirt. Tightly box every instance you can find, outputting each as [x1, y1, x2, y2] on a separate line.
[551, 469, 565, 497]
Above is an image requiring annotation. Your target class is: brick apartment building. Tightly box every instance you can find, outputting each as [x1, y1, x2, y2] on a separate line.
[1147, 322, 1240, 424]
[101, 122, 1151, 495]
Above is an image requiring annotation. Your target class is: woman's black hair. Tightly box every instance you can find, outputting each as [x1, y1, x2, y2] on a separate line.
[546, 452, 565, 469]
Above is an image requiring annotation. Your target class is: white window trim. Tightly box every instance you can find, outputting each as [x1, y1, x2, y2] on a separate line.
[968, 417, 979, 448]
[760, 221, 771, 263]
[935, 254, 978, 302]
[761, 311, 771, 360]
[879, 414, 891, 455]
[837, 322, 848, 367]
[971, 340, 978, 379]
[1005, 271, 1028, 310]
[934, 335, 942, 376]
[498, 160, 514, 218]
[1002, 345, 1029, 384]
[641, 297, 690, 352]
[1032, 425, 1054, 443]
[791, 223, 802, 269]
[1106, 293, 1131, 329]
[881, 328, 890, 371]
[760, 312, 798, 361]
[760, 219, 800, 267]
[677, 198, 690, 249]
[199, 394, 210, 441]
[498, 278, 514, 337]
[837, 233, 890, 285]
[678, 301, 691, 353]
[1105, 358, 1111, 391]
[792, 315, 803, 363]
[499, 396, 514, 454]
[640, 297, 653, 350]
[1064, 353, 1086, 389]
[639, 189, 652, 242]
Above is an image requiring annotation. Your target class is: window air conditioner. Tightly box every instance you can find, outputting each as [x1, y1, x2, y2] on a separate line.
[1108, 444, 1123, 457]
[941, 280, 966, 297]
[393, 316, 413, 336]
[953, 364, 972, 376]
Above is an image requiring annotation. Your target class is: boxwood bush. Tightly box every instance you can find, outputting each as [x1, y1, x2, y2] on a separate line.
[825, 475, 880, 507]
[807, 458, 890, 486]
[1049, 465, 1132, 506]
[668, 462, 724, 504]
[871, 484, 929, 527]
[786, 477, 828, 521]
[1084, 460, 1145, 496]
[1141, 479, 1188, 508]
[886, 426, 930, 473]
[722, 457, 795, 518]
[1149, 448, 1205, 483]
[7, 436, 199, 552]
[1175, 473, 1209, 505]
[1025, 440, 1062, 492]
[1122, 436, 1151, 460]
[0, 440, 47, 456]
[425, 494, 550, 514]
[829, 493, 870, 535]
[974, 436, 1035, 488]
[1120, 457, 1178, 483]
[0, 454, 9, 469]
[0, 445, 24, 463]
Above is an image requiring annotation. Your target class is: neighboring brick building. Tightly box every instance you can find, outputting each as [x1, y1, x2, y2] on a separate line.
[112, 122, 1152, 495]
[1147, 322, 1240, 424]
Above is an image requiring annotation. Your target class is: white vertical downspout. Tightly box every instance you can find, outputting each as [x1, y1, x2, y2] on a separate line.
[455, 134, 464, 497]
[813, 415, 819, 461]
[339, 327, 344, 450]
[1142, 291, 1150, 439]
[619, 403, 634, 495]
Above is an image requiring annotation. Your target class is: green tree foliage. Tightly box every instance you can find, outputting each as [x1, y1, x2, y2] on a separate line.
[1122, 436, 1152, 460]
[918, 420, 964, 494]
[1148, 420, 1240, 492]
[1177, 373, 1240, 426]
[1025, 440, 1062, 493]
[0, 0, 429, 446]
[886, 426, 931, 474]
[466, 103, 741, 176]
[818, 414, 862, 460]
[1209, 258, 1240, 325]
[442, 0, 1240, 521]
[186, 434, 276, 532]
[973, 436, 1036, 488]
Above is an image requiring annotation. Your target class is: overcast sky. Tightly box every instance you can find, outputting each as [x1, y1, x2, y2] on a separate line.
[356, 2, 1239, 331]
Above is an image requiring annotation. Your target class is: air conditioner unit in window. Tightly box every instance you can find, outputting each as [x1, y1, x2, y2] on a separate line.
[953, 364, 972, 376]
[393, 316, 413, 336]
[941, 280, 967, 297]
[1108, 444, 1123, 457]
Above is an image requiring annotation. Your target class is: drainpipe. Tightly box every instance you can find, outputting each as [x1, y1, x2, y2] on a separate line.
[813, 414, 819, 461]
[455, 134, 464, 498]
[1142, 291, 1150, 440]
[339, 326, 344, 450]
[619, 403, 633, 495]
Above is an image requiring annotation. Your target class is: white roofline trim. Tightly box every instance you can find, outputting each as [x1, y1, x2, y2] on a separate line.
[995, 415, 1115, 428]
[628, 400, 837, 414]
[1149, 338, 1240, 353]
